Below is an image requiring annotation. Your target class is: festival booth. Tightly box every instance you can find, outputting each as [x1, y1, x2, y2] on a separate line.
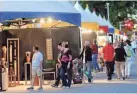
[84, 7, 108, 47]
[0, 1, 81, 87]
[74, 2, 99, 48]
[93, 14, 108, 47]
[104, 18, 115, 44]
[115, 29, 121, 42]
[121, 31, 127, 41]
[84, 7, 109, 61]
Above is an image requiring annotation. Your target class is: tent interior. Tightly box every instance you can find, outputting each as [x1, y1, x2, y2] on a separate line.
[2, 26, 80, 80]
[0, 1, 81, 81]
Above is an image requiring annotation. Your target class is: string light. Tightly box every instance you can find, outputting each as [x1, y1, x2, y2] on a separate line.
[32, 19, 36, 23]
[40, 18, 45, 24]
[47, 17, 53, 23]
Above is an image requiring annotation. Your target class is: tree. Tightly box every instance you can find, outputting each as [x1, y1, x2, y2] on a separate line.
[80, 1, 137, 29]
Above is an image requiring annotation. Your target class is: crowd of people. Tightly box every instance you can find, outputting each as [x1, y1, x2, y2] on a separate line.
[102, 39, 136, 80]
[27, 38, 137, 90]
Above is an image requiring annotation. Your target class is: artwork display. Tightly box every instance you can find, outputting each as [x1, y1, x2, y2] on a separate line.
[7, 38, 20, 84]
[25, 51, 31, 63]
[46, 38, 53, 60]
[9, 42, 12, 63]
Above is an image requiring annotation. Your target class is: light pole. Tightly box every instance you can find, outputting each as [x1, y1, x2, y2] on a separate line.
[119, 22, 125, 31]
[106, 3, 110, 23]
[106, 3, 110, 40]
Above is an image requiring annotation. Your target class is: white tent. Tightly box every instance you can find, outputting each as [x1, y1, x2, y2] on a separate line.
[85, 6, 100, 24]
[0, 1, 79, 13]
[56, 0, 80, 13]
[74, 2, 97, 23]
[0, 1, 81, 26]
[85, 6, 107, 26]
[98, 15, 108, 26]
[103, 17, 114, 28]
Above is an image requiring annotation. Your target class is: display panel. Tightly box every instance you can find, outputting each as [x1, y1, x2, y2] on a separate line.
[7, 38, 20, 84]
[46, 38, 53, 60]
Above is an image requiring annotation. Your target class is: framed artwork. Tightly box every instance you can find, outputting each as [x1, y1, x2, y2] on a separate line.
[46, 38, 53, 60]
[7, 38, 20, 83]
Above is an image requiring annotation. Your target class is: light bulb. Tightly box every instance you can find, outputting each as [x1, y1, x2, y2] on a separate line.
[47, 17, 53, 23]
[40, 18, 45, 24]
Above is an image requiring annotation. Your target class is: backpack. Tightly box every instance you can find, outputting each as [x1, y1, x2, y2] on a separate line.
[126, 46, 132, 57]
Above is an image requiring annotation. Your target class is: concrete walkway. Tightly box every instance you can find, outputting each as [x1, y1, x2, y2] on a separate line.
[5, 56, 137, 93]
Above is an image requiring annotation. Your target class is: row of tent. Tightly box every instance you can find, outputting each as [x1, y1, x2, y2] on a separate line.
[0, 1, 125, 36]
[74, 2, 124, 35]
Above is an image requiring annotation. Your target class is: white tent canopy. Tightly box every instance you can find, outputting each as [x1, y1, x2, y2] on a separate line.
[85, 7, 107, 26]
[0, 1, 81, 26]
[85, 6, 100, 24]
[98, 14, 108, 26]
[103, 17, 114, 28]
[74, 2, 96, 23]
[0, 1, 79, 13]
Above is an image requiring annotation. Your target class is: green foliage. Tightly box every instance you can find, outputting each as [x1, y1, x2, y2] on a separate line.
[43, 60, 56, 68]
[80, 1, 137, 28]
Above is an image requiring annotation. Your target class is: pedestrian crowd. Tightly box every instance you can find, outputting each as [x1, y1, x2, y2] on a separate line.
[27, 38, 137, 90]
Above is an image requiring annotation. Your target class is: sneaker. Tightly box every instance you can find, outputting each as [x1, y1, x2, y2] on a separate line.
[66, 86, 70, 89]
[91, 76, 94, 82]
[37, 87, 43, 91]
[51, 84, 58, 88]
[126, 77, 129, 79]
[107, 77, 111, 81]
[117, 77, 120, 80]
[88, 76, 94, 83]
[126, 75, 129, 79]
[112, 73, 115, 75]
[27, 87, 34, 90]
[61, 86, 67, 89]
[88, 78, 91, 83]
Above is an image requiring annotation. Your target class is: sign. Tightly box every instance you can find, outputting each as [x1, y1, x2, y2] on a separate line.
[46, 38, 53, 60]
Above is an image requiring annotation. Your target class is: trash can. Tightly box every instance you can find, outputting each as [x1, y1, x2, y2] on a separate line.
[0, 65, 8, 91]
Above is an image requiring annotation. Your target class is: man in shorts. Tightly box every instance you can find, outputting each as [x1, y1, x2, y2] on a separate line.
[27, 46, 43, 90]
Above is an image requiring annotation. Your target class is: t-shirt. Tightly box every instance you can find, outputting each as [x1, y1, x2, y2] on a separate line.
[57, 51, 62, 59]
[92, 44, 98, 54]
[115, 48, 127, 62]
[32, 52, 43, 67]
[103, 44, 114, 62]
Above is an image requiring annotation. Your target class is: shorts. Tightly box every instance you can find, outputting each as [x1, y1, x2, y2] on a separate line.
[32, 67, 42, 77]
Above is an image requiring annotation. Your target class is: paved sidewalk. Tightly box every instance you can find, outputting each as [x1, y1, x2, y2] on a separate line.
[5, 56, 137, 93]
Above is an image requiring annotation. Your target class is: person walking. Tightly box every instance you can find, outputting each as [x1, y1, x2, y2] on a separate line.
[103, 41, 115, 80]
[131, 39, 137, 54]
[60, 43, 72, 88]
[65, 44, 73, 88]
[115, 42, 127, 80]
[124, 40, 134, 79]
[111, 41, 119, 75]
[79, 41, 93, 83]
[120, 40, 125, 48]
[27, 46, 43, 90]
[51, 43, 63, 88]
[91, 40, 100, 72]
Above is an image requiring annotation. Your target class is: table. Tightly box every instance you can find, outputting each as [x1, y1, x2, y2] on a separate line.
[42, 68, 55, 85]
[24, 62, 31, 85]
